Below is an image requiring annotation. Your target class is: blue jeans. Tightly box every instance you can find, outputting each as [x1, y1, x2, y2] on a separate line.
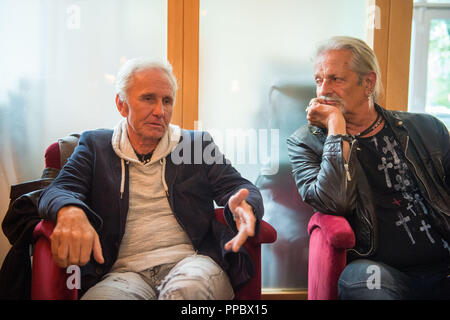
[338, 259, 450, 300]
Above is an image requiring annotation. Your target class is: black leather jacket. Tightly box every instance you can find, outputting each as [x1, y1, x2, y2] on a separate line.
[287, 104, 450, 259]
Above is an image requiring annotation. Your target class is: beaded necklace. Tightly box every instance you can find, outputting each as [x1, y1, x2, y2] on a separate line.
[353, 111, 383, 138]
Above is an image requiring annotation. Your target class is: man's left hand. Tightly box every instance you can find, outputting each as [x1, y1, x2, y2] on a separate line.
[225, 188, 256, 252]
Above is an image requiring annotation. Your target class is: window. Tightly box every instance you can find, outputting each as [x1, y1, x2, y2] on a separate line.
[409, 0, 450, 128]
[198, 0, 369, 291]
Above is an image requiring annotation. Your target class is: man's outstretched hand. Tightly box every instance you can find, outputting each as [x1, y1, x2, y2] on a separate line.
[224, 188, 256, 253]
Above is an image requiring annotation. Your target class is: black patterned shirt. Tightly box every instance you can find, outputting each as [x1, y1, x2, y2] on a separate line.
[356, 123, 450, 270]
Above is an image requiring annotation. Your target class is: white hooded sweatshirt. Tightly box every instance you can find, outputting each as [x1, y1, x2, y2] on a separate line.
[110, 119, 195, 273]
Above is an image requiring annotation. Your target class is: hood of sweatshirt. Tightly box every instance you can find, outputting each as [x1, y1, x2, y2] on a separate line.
[111, 118, 181, 198]
[112, 118, 181, 164]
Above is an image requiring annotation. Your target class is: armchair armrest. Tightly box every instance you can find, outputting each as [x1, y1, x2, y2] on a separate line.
[307, 212, 355, 300]
[31, 220, 78, 300]
[214, 208, 276, 300]
[307, 212, 355, 249]
[213, 209, 277, 246]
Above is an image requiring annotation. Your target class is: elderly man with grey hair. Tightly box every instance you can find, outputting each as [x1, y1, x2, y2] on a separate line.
[38, 58, 264, 300]
[288, 36, 449, 299]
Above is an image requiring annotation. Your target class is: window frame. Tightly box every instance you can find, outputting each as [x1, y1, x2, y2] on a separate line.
[409, 3, 450, 115]
[168, 0, 199, 130]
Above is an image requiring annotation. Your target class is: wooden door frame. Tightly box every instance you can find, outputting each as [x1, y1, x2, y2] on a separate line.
[169, 0, 413, 127]
[369, 0, 413, 111]
[168, 0, 199, 130]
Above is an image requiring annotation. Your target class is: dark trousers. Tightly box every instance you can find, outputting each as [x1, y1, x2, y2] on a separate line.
[338, 259, 450, 300]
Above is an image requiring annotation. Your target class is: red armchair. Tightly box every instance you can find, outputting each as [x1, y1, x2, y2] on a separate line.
[31, 220, 78, 300]
[31, 139, 277, 300]
[307, 212, 355, 300]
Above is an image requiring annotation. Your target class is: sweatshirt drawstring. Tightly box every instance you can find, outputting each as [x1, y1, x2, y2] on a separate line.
[160, 157, 169, 197]
[120, 159, 125, 199]
[120, 158, 168, 199]
[112, 120, 180, 200]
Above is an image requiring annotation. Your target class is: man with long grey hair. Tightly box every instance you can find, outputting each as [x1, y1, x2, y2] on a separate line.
[288, 36, 449, 299]
[38, 58, 264, 299]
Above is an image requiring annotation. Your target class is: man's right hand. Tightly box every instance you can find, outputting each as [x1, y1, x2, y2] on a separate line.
[50, 206, 104, 268]
[306, 97, 347, 133]
[306, 97, 350, 162]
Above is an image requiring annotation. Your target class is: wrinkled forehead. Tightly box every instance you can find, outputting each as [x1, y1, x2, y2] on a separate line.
[129, 68, 175, 94]
[313, 49, 354, 75]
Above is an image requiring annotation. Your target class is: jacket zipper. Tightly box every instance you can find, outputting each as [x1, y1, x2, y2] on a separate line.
[343, 137, 356, 200]
[404, 136, 449, 218]
[345, 138, 376, 257]
[344, 163, 351, 182]
[344, 139, 356, 183]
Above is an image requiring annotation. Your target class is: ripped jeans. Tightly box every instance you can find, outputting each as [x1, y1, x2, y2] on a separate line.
[81, 254, 234, 300]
